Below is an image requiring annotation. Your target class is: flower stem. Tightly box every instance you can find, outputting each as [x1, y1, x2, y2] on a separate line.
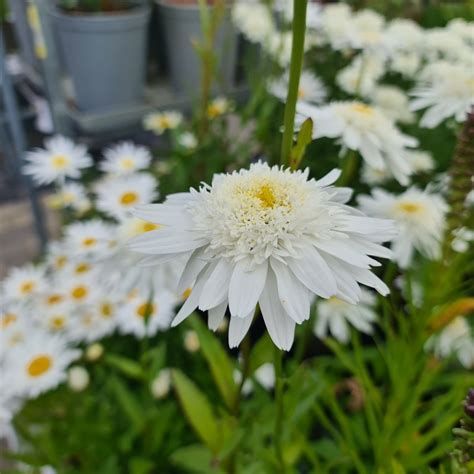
[280, 0, 308, 167]
[337, 149, 359, 186]
[273, 346, 286, 472]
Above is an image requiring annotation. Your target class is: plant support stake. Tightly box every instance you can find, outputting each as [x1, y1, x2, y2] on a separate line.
[280, 0, 308, 167]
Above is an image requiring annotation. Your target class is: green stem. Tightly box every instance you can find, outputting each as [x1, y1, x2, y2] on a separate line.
[273, 346, 286, 472]
[337, 150, 359, 186]
[280, 0, 308, 167]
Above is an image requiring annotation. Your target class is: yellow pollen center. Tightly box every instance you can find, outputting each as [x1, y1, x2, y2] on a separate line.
[101, 303, 113, 318]
[47, 294, 63, 305]
[182, 288, 192, 300]
[255, 184, 277, 209]
[51, 316, 65, 329]
[136, 302, 156, 318]
[82, 237, 97, 247]
[398, 202, 423, 214]
[20, 281, 36, 294]
[27, 355, 52, 377]
[158, 117, 171, 129]
[120, 192, 138, 205]
[351, 103, 374, 116]
[71, 286, 88, 300]
[297, 88, 306, 99]
[120, 157, 136, 170]
[142, 222, 158, 233]
[55, 256, 67, 268]
[75, 263, 90, 274]
[51, 154, 69, 169]
[1, 313, 17, 329]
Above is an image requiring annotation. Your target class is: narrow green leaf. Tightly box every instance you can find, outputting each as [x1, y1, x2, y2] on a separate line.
[248, 333, 275, 375]
[170, 445, 221, 473]
[104, 354, 145, 380]
[188, 315, 237, 410]
[172, 369, 220, 453]
[290, 118, 313, 170]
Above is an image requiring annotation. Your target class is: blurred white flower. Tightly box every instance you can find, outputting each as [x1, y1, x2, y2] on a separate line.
[48, 182, 91, 213]
[451, 227, 474, 253]
[297, 101, 417, 185]
[2, 264, 46, 304]
[207, 97, 232, 119]
[178, 132, 198, 150]
[143, 110, 183, 135]
[232, 0, 274, 45]
[184, 330, 200, 353]
[129, 162, 395, 350]
[68, 366, 90, 392]
[151, 369, 172, 399]
[269, 70, 327, 104]
[389, 51, 421, 78]
[85, 342, 104, 362]
[410, 62, 474, 128]
[96, 173, 158, 220]
[358, 187, 448, 268]
[447, 18, 474, 46]
[384, 18, 424, 54]
[63, 220, 115, 259]
[372, 85, 414, 124]
[100, 141, 151, 176]
[314, 290, 377, 343]
[23, 135, 92, 185]
[426, 317, 474, 369]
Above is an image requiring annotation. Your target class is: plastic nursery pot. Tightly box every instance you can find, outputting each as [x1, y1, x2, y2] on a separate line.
[156, 0, 238, 95]
[50, 3, 151, 112]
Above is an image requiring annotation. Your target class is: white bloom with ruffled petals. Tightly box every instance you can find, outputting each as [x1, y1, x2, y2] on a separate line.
[100, 141, 151, 176]
[129, 162, 395, 350]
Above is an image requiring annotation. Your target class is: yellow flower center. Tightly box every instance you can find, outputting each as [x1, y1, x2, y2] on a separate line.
[71, 285, 88, 300]
[297, 88, 306, 99]
[255, 184, 277, 209]
[82, 237, 97, 247]
[20, 280, 36, 295]
[182, 288, 192, 300]
[158, 117, 171, 129]
[120, 192, 139, 205]
[47, 294, 63, 305]
[27, 355, 52, 377]
[55, 256, 68, 268]
[119, 157, 136, 170]
[101, 303, 113, 318]
[136, 302, 156, 318]
[142, 222, 158, 232]
[1, 313, 17, 329]
[75, 263, 90, 274]
[397, 202, 423, 214]
[351, 103, 374, 116]
[50, 316, 65, 330]
[51, 154, 69, 170]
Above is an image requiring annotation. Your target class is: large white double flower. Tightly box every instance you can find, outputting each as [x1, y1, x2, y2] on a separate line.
[129, 162, 395, 350]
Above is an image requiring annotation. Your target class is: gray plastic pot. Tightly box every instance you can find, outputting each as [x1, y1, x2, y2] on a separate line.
[50, 4, 151, 112]
[157, 1, 238, 95]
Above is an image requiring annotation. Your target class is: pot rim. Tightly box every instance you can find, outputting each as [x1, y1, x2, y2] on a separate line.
[155, 0, 231, 10]
[51, 3, 150, 21]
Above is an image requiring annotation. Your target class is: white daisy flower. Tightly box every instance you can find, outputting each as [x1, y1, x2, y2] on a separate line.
[314, 289, 377, 343]
[150, 368, 172, 399]
[68, 366, 90, 392]
[451, 227, 474, 253]
[269, 70, 326, 104]
[389, 51, 421, 78]
[410, 62, 474, 128]
[447, 18, 474, 46]
[58, 272, 100, 308]
[129, 162, 395, 350]
[207, 97, 233, 119]
[358, 187, 448, 268]
[319, 4, 354, 50]
[63, 220, 115, 259]
[372, 85, 415, 124]
[116, 290, 176, 338]
[45, 241, 69, 271]
[383, 18, 424, 54]
[177, 132, 198, 150]
[4, 331, 80, 398]
[96, 173, 158, 220]
[347, 9, 385, 50]
[23, 135, 92, 185]
[264, 31, 310, 67]
[423, 28, 467, 62]
[143, 110, 183, 135]
[100, 141, 152, 176]
[296, 101, 417, 185]
[38, 303, 74, 336]
[2, 264, 46, 304]
[48, 182, 91, 213]
[231, 0, 275, 45]
[405, 150, 435, 175]
[426, 317, 474, 369]
[184, 330, 200, 352]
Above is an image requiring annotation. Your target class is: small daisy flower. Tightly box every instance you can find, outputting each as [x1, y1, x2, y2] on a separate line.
[297, 101, 417, 185]
[207, 97, 232, 119]
[23, 135, 92, 185]
[389, 51, 421, 78]
[410, 62, 474, 128]
[231, 0, 275, 45]
[100, 141, 152, 175]
[177, 132, 198, 150]
[347, 9, 385, 50]
[45, 241, 69, 271]
[451, 227, 474, 253]
[447, 18, 474, 46]
[96, 173, 158, 220]
[143, 110, 183, 135]
[372, 85, 414, 124]
[68, 366, 90, 392]
[269, 70, 326, 105]
[39, 304, 74, 336]
[48, 182, 91, 214]
[2, 264, 46, 304]
[4, 331, 80, 398]
[150, 368, 172, 399]
[129, 162, 395, 350]
[423, 28, 467, 62]
[358, 187, 448, 268]
[117, 290, 176, 338]
[426, 317, 474, 369]
[314, 290, 377, 343]
[383, 18, 424, 55]
[63, 220, 115, 259]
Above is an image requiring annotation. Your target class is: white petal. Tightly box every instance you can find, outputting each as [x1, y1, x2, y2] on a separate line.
[199, 259, 233, 310]
[316, 169, 341, 187]
[315, 239, 379, 268]
[176, 248, 208, 294]
[208, 302, 227, 331]
[128, 229, 207, 254]
[228, 260, 268, 318]
[259, 270, 295, 351]
[228, 311, 254, 348]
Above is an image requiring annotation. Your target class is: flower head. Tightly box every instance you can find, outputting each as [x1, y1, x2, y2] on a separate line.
[100, 141, 152, 175]
[270, 70, 326, 105]
[143, 111, 183, 135]
[129, 162, 395, 350]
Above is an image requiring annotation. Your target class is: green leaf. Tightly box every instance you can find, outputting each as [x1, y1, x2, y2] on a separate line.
[290, 118, 313, 170]
[108, 375, 145, 433]
[248, 333, 274, 375]
[172, 369, 221, 453]
[104, 354, 145, 381]
[170, 445, 222, 473]
[129, 458, 155, 474]
[188, 315, 237, 410]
